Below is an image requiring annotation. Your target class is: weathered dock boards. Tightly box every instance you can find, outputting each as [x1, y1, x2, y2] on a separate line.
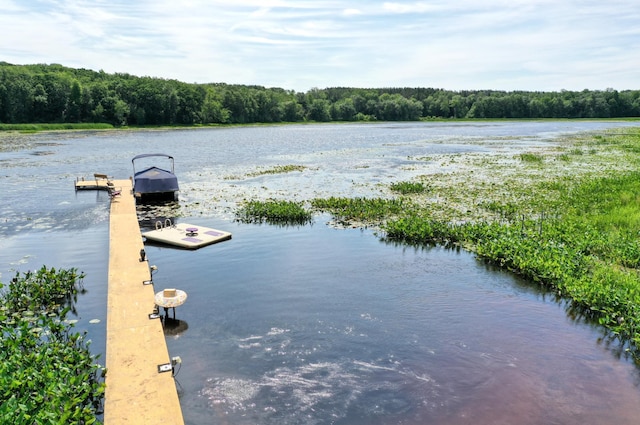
[104, 179, 184, 425]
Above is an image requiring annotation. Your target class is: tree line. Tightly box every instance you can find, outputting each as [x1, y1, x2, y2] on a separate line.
[1, 62, 639, 126]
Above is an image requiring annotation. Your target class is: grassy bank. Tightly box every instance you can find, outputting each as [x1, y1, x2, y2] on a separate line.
[0, 123, 114, 132]
[3, 119, 637, 134]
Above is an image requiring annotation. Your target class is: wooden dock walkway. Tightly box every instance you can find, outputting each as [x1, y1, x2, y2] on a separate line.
[104, 179, 184, 424]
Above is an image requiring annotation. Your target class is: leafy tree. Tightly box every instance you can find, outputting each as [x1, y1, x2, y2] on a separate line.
[32, 83, 48, 122]
[307, 98, 332, 121]
[67, 80, 82, 122]
[0, 62, 639, 126]
[331, 98, 357, 121]
[281, 100, 304, 122]
[202, 86, 229, 123]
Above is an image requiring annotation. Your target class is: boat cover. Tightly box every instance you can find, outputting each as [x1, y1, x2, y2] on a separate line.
[134, 167, 179, 194]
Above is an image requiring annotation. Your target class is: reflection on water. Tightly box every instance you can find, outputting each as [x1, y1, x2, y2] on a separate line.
[136, 201, 182, 232]
[2, 122, 640, 424]
[152, 220, 640, 425]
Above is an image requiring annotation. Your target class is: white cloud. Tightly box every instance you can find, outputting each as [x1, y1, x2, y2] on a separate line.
[342, 8, 362, 16]
[0, 0, 638, 91]
[382, 1, 446, 14]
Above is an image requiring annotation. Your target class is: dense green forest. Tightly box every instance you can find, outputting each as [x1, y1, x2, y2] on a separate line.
[1, 62, 639, 126]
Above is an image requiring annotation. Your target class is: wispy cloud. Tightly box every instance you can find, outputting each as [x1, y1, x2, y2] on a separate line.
[0, 0, 638, 90]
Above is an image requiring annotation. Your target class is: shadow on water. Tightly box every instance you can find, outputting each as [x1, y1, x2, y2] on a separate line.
[162, 318, 189, 337]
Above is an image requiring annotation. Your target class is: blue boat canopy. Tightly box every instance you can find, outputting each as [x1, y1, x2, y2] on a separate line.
[132, 153, 179, 201]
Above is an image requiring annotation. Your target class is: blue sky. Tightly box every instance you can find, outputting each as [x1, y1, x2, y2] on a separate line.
[1, 0, 639, 92]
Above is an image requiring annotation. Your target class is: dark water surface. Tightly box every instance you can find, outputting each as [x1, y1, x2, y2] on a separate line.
[2, 122, 640, 424]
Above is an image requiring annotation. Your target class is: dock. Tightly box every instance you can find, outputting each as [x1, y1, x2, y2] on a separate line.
[143, 221, 232, 249]
[75, 173, 113, 191]
[104, 179, 184, 424]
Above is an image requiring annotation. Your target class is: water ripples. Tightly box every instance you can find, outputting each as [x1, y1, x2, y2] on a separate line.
[5, 123, 640, 424]
[199, 356, 442, 425]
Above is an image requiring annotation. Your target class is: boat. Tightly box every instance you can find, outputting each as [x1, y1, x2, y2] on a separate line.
[132, 153, 179, 202]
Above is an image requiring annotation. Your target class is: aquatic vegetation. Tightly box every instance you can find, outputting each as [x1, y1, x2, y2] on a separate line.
[390, 181, 426, 195]
[0, 123, 113, 132]
[243, 128, 640, 359]
[3, 266, 84, 313]
[383, 211, 468, 247]
[236, 199, 312, 225]
[0, 266, 105, 424]
[311, 197, 406, 225]
[480, 201, 519, 221]
[226, 165, 308, 180]
[382, 129, 640, 360]
[247, 164, 307, 177]
[518, 152, 544, 162]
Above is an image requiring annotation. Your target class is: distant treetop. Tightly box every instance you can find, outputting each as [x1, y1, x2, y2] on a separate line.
[0, 62, 638, 126]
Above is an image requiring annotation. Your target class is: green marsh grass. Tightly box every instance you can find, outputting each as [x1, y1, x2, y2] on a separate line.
[0, 123, 113, 132]
[518, 152, 544, 162]
[247, 164, 306, 177]
[311, 197, 406, 224]
[236, 199, 312, 225]
[390, 181, 426, 195]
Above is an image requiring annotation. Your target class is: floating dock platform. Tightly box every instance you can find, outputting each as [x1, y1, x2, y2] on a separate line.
[143, 221, 232, 249]
[75, 173, 114, 191]
[103, 179, 184, 424]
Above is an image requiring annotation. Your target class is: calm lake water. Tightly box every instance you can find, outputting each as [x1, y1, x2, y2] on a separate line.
[2, 121, 640, 424]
